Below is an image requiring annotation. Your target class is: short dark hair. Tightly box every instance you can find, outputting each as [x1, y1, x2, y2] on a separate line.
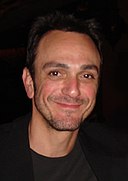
[26, 11, 103, 77]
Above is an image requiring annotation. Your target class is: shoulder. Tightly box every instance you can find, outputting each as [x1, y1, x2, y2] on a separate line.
[0, 121, 13, 143]
[0, 113, 31, 148]
[79, 119, 128, 157]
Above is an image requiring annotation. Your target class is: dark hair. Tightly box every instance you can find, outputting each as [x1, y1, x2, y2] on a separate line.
[26, 11, 103, 77]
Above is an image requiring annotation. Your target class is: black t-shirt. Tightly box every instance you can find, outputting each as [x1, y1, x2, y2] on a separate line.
[31, 139, 97, 181]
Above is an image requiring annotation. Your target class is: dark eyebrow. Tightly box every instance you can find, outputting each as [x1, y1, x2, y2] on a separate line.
[80, 64, 99, 73]
[42, 62, 69, 69]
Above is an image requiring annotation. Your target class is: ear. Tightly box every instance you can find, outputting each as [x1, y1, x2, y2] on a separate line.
[22, 67, 34, 99]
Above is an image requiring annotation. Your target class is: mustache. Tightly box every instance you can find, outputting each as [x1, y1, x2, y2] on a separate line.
[49, 95, 86, 104]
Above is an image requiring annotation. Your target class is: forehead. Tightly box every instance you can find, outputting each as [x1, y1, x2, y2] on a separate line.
[36, 30, 100, 67]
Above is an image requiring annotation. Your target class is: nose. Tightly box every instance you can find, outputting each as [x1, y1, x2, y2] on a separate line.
[62, 77, 80, 98]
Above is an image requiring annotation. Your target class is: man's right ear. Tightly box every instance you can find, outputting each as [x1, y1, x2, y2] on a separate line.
[22, 67, 34, 99]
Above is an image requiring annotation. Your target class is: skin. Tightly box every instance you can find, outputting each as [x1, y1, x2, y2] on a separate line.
[22, 30, 101, 157]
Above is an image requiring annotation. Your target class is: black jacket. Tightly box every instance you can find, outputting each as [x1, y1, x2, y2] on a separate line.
[0, 114, 128, 181]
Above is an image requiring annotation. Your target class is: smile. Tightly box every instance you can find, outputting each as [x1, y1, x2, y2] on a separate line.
[54, 101, 81, 110]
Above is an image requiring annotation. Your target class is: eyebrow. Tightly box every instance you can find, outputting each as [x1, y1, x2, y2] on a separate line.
[80, 64, 99, 73]
[42, 62, 69, 69]
[42, 61, 99, 73]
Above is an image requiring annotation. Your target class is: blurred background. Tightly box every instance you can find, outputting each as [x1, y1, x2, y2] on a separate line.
[0, 0, 128, 129]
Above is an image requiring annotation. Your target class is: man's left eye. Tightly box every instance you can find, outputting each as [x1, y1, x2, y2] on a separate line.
[83, 74, 94, 79]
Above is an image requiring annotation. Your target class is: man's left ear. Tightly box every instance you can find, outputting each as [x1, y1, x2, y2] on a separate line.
[22, 67, 34, 99]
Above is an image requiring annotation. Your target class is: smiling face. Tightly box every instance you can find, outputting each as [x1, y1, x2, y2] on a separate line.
[23, 30, 101, 131]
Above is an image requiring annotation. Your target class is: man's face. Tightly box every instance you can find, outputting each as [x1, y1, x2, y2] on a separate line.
[27, 30, 100, 131]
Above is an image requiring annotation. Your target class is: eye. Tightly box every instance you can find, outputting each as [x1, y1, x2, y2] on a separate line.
[48, 70, 61, 77]
[83, 74, 94, 79]
[79, 72, 95, 80]
[47, 70, 66, 80]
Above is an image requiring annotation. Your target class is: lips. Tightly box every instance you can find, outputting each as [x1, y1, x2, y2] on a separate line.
[48, 95, 85, 110]
[53, 101, 82, 110]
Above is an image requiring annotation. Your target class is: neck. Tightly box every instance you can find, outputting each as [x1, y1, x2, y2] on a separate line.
[28, 114, 79, 158]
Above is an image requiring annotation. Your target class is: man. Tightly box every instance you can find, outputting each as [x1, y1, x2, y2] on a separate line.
[0, 11, 128, 181]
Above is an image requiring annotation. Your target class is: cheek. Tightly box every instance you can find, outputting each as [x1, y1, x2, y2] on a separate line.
[40, 80, 59, 98]
[81, 84, 98, 100]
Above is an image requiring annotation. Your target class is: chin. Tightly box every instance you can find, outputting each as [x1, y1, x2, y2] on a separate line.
[50, 123, 80, 132]
[47, 114, 83, 132]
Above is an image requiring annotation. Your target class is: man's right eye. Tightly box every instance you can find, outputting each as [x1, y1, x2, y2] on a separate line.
[48, 71, 60, 76]
[46, 69, 67, 80]
[48, 70, 63, 79]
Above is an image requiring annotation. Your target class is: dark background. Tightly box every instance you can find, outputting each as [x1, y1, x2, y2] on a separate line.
[0, 0, 128, 128]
